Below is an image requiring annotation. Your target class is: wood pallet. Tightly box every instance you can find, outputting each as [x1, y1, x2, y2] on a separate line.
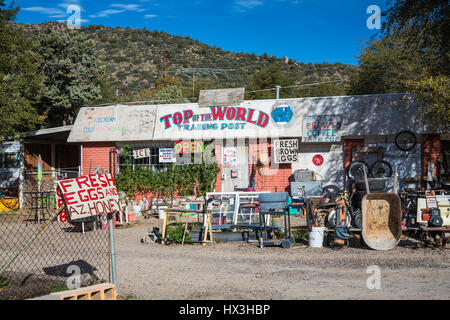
[31, 283, 116, 300]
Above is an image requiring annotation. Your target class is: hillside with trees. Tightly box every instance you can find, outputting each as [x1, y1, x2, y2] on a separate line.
[14, 21, 357, 103]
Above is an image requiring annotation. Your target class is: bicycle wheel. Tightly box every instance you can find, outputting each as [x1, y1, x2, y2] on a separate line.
[370, 160, 392, 178]
[395, 131, 417, 151]
[327, 210, 351, 228]
[347, 161, 369, 180]
[0, 196, 19, 210]
[353, 210, 362, 229]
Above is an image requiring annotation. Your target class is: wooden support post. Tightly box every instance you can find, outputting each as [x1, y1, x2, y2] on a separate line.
[208, 213, 214, 244]
[161, 209, 168, 245]
[202, 212, 214, 246]
[182, 221, 189, 246]
[363, 166, 371, 194]
[393, 164, 398, 194]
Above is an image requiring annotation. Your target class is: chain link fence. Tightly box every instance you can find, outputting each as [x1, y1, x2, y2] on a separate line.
[0, 170, 111, 300]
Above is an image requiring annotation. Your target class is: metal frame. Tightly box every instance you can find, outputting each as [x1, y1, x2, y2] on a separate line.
[205, 191, 271, 227]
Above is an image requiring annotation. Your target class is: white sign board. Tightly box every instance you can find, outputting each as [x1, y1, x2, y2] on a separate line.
[223, 147, 237, 167]
[159, 148, 176, 163]
[68, 105, 157, 142]
[56, 173, 120, 222]
[274, 139, 299, 163]
[154, 101, 300, 140]
[133, 148, 150, 159]
[302, 115, 343, 142]
[198, 88, 245, 108]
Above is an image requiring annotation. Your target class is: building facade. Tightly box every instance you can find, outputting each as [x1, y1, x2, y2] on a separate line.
[59, 93, 444, 196]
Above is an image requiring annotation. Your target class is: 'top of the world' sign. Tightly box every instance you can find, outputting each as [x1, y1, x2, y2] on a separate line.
[56, 173, 121, 222]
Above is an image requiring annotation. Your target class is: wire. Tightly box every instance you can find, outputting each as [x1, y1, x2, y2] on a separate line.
[244, 79, 344, 94]
[87, 79, 345, 107]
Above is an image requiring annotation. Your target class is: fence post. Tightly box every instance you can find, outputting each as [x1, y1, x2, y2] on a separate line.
[107, 212, 118, 293]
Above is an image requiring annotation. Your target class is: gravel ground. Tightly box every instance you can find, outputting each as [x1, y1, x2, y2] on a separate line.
[115, 216, 450, 300]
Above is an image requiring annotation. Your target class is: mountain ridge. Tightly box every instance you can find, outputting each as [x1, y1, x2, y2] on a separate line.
[13, 22, 358, 98]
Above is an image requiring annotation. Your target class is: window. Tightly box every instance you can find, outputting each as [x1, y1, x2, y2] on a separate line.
[119, 143, 173, 173]
[1, 153, 19, 169]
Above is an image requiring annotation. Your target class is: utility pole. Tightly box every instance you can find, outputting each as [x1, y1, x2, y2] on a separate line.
[275, 85, 281, 99]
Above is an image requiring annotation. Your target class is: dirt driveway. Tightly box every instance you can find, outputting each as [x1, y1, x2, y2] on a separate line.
[114, 217, 450, 300]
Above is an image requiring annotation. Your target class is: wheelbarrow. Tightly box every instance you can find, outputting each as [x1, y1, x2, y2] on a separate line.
[361, 165, 402, 250]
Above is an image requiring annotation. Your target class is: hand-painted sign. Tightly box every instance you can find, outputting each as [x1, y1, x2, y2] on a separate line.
[274, 139, 299, 163]
[159, 148, 176, 163]
[174, 141, 204, 154]
[223, 147, 237, 167]
[133, 148, 150, 159]
[68, 106, 156, 142]
[153, 100, 300, 140]
[56, 173, 120, 222]
[302, 115, 342, 142]
[271, 104, 293, 124]
[159, 106, 270, 132]
[312, 154, 324, 166]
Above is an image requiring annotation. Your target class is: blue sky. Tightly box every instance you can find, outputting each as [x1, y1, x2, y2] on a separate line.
[9, 0, 387, 65]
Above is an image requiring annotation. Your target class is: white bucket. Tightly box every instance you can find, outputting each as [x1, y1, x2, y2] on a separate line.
[308, 227, 326, 248]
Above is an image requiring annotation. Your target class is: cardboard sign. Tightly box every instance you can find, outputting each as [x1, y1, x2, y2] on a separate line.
[223, 147, 237, 167]
[56, 173, 120, 222]
[274, 139, 299, 164]
[133, 148, 150, 159]
[174, 141, 204, 154]
[159, 148, 176, 163]
[302, 115, 342, 142]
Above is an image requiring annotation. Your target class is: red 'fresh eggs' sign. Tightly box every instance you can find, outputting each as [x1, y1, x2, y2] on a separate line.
[56, 173, 120, 222]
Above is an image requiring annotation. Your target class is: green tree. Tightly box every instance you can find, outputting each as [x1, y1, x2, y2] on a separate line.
[36, 22, 104, 126]
[349, 37, 421, 94]
[0, 1, 43, 139]
[406, 73, 450, 132]
[246, 65, 297, 100]
[382, 0, 449, 74]
[155, 74, 182, 90]
[93, 78, 117, 105]
[153, 85, 189, 104]
[137, 88, 154, 102]
[350, 0, 449, 131]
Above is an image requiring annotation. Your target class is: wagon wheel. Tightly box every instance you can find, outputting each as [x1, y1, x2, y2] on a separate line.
[395, 131, 417, 151]
[370, 160, 393, 178]
[347, 161, 369, 180]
